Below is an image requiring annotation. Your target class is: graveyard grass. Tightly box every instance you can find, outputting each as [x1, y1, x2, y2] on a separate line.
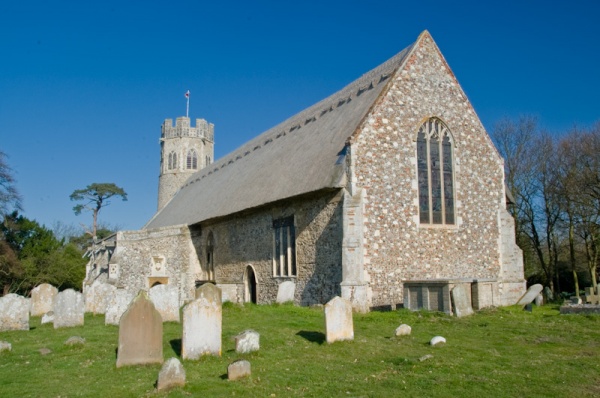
[1, 304, 600, 397]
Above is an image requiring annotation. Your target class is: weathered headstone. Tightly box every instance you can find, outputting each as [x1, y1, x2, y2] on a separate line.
[534, 294, 543, 306]
[195, 283, 222, 302]
[584, 287, 600, 304]
[430, 336, 446, 346]
[0, 293, 30, 331]
[543, 286, 554, 302]
[451, 285, 474, 317]
[30, 283, 58, 316]
[276, 281, 296, 304]
[105, 289, 135, 326]
[149, 284, 180, 322]
[84, 280, 100, 313]
[64, 336, 86, 346]
[0, 341, 11, 352]
[182, 283, 222, 359]
[54, 289, 84, 329]
[228, 360, 251, 380]
[517, 284, 543, 306]
[235, 330, 260, 353]
[85, 281, 116, 314]
[116, 290, 163, 367]
[157, 357, 186, 391]
[324, 296, 354, 344]
[395, 324, 411, 336]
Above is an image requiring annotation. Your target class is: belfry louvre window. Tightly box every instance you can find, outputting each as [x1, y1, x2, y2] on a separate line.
[417, 118, 455, 225]
[272, 216, 296, 277]
[186, 149, 198, 169]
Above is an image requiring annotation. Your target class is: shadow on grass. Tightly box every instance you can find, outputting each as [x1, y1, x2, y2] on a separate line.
[170, 339, 182, 356]
[296, 330, 325, 344]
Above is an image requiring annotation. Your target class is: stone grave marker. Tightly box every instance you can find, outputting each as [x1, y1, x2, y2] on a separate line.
[0, 341, 11, 352]
[276, 281, 296, 304]
[84, 280, 100, 313]
[517, 284, 543, 306]
[157, 357, 186, 391]
[30, 283, 58, 316]
[0, 293, 30, 331]
[534, 294, 543, 306]
[451, 285, 474, 317]
[430, 336, 446, 346]
[182, 283, 222, 359]
[324, 296, 354, 344]
[584, 287, 600, 304]
[228, 360, 251, 380]
[54, 289, 84, 329]
[235, 330, 260, 353]
[85, 281, 116, 314]
[395, 324, 411, 336]
[149, 284, 180, 322]
[105, 289, 135, 326]
[116, 290, 163, 367]
[41, 311, 54, 324]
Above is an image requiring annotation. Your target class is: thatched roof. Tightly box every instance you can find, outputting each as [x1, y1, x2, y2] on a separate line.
[145, 34, 420, 229]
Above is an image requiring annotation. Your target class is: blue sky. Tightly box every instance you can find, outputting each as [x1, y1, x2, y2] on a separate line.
[1, 0, 599, 233]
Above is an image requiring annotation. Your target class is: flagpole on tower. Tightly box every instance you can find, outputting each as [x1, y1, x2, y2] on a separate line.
[185, 90, 190, 118]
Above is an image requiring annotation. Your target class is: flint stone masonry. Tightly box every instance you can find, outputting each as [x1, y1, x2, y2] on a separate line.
[451, 285, 474, 317]
[116, 291, 163, 367]
[157, 357, 186, 391]
[235, 330, 260, 353]
[517, 284, 544, 306]
[324, 296, 354, 343]
[228, 360, 251, 380]
[182, 283, 222, 359]
[54, 289, 84, 329]
[105, 289, 135, 325]
[30, 283, 58, 316]
[276, 281, 296, 303]
[0, 293, 30, 331]
[149, 284, 181, 322]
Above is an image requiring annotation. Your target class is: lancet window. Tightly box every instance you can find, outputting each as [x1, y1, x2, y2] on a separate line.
[186, 149, 198, 170]
[167, 151, 178, 171]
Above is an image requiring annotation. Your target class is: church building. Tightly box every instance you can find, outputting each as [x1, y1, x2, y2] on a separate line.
[85, 31, 525, 312]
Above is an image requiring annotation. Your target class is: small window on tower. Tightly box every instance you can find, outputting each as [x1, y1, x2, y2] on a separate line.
[187, 149, 198, 170]
[168, 151, 178, 170]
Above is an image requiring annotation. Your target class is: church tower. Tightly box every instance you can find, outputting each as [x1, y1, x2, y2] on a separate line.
[157, 116, 214, 210]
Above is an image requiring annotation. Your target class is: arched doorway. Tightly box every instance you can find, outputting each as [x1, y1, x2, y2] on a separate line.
[244, 265, 257, 304]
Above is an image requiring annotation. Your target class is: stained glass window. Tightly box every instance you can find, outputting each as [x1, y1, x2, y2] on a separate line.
[416, 118, 455, 225]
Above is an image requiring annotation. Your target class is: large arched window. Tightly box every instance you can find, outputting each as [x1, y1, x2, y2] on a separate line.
[417, 118, 455, 225]
[167, 151, 178, 170]
[186, 149, 198, 170]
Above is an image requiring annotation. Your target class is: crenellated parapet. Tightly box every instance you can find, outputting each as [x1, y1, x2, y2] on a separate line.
[162, 117, 214, 141]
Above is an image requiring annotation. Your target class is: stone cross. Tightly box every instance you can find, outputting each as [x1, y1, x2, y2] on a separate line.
[324, 296, 354, 344]
[54, 289, 84, 329]
[116, 290, 163, 367]
[182, 283, 222, 359]
[584, 287, 600, 304]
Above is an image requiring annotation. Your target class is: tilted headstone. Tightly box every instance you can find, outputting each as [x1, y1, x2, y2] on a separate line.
[534, 294, 543, 306]
[105, 289, 135, 326]
[54, 289, 84, 329]
[182, 283, 222, 359]
[451, 285, 474, 317]
[228, 360, 251, 380]
[0, 293, 30, 331]
[235, 330, 260, 353]
[149, 284, 180, 322]
[157, 357, 186, 391]
[116, 290, 163, 367]
[395, 324, 411, 336]
[30, 283, 58, 316]
[276, 281, 296, 304]
[324, 296, 354, 344]
[517, 284, 543, 306]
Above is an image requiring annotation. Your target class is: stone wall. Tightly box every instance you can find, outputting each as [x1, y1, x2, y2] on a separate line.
[350, 33, 524, 307]
[192, 190, 344, 306]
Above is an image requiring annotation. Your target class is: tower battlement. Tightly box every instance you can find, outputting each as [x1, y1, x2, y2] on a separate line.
[162, 117, 214, 141]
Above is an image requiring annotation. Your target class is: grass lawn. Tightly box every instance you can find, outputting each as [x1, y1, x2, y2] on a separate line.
[1, 303, 599, 397]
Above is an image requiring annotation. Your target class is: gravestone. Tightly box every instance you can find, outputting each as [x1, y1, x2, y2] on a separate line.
[105, 289, 135, 325]
[0, 293, 30, 331]
[149, 284, 180, 322]
[534, 294, 543, 306]
[276, 281, 296, 303]
[64, 336, 85, 346]
[543, 286, 554, 302]
[85, 282, 116, 314]
[235, 330, 260, 353]
[54, 289, 84, 329]
[395, 324, 411, 336]
[0, 341, 11, 352]
[584, 287, 600, 304]
[430, 336, 446, 346]
[157, 358, 186, 391]
[182, 283, 222, 359]
[228, 360, 251, 380]
[451, 285, 474, 317]
[30, 283, 58, 316]
[116, 291, 163, 367]
[324, 296, 354, 344]
[41, 311, 54, 324]
[84, 280, 100, 313]
[517, 284, 543, 306]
